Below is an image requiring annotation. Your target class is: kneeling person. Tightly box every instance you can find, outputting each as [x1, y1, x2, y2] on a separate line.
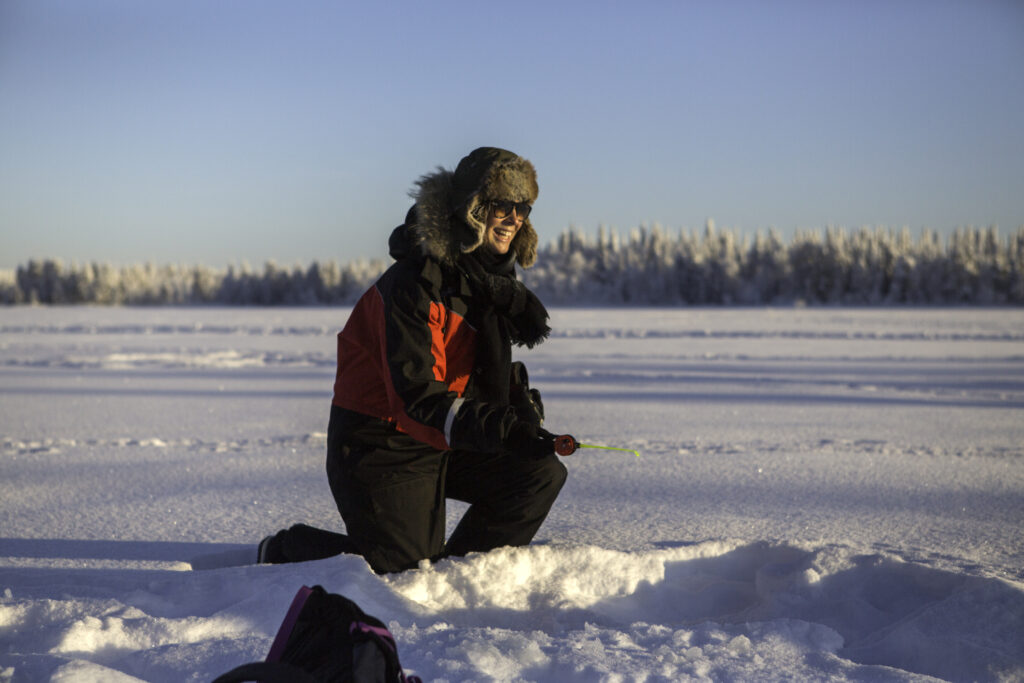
[261, 147, 567, 573]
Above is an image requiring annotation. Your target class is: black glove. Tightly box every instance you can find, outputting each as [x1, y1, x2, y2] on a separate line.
[505, 422, 555, 459]
[527, 388, 545, 423]
[510, 362, 545, 427]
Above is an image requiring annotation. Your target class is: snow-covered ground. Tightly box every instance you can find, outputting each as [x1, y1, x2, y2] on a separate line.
[1, 306, 1023, 682]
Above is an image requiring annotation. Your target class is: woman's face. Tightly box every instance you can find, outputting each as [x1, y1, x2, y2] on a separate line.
[483, 203, 525, 255]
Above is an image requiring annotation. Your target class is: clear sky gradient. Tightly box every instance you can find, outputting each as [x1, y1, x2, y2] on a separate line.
[2, 0, 1022, 269]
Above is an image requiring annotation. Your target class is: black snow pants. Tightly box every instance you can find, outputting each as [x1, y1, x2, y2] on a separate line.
[327, 406, 567, 574]
[267, 406, 567, 574]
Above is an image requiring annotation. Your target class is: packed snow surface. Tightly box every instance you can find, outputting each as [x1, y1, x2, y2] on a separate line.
[1, 306, 1022, 682]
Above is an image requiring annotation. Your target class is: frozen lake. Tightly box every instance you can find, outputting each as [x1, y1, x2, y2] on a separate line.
[1, 306, 1023, 682]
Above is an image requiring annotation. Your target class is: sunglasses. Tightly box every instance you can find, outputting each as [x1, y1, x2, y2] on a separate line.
[489, 200, 532, 220]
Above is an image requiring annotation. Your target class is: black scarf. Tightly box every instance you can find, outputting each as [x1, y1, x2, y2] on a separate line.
[459, 249, 550, 402]
[461, 249, 550, 347]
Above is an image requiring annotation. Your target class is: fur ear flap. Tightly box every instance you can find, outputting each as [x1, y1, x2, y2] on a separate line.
[512, 220, 538, 268]
[458, 194, 487, 255]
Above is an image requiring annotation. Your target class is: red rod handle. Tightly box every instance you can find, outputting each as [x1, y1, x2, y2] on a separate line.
[554, 434, 578, 456]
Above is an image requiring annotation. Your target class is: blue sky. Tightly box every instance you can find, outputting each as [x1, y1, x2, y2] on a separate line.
[1, 0, 1022, 269]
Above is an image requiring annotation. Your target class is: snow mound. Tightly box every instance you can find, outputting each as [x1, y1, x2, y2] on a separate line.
[3, 541, 1022, 682]
[387, 541, 1024, 682]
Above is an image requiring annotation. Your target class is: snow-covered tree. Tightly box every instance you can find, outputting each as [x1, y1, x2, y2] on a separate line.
[5, 226, 1024, 306]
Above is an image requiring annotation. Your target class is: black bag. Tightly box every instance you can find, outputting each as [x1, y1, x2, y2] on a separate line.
[212, 585, 421, 683]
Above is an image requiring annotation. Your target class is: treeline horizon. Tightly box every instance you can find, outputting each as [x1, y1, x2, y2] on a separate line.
[4, 223, 1023, 306]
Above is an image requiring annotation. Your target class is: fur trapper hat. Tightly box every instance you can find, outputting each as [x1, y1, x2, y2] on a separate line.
[409, 147, 539, 267]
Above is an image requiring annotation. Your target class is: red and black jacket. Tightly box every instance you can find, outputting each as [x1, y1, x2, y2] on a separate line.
[332, 234, 520, 453]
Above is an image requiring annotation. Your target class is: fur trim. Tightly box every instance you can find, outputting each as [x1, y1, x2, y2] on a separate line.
[410, 168, 466, 264]
[407, 149, 540, 268]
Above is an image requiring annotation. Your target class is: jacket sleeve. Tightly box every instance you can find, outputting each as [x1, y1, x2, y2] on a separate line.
[380, 263, 517, 452]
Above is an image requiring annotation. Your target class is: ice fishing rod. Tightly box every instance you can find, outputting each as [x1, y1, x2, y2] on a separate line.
[553, 434, 640, 458]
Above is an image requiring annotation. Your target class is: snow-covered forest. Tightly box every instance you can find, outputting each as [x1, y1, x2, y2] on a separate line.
[4, 224, 1023, 306]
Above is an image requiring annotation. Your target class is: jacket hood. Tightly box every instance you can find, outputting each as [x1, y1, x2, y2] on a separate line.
[401, 147, 539, 268]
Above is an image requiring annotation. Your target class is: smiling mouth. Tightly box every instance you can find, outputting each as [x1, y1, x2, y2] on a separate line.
[493, 228, 516, 241]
